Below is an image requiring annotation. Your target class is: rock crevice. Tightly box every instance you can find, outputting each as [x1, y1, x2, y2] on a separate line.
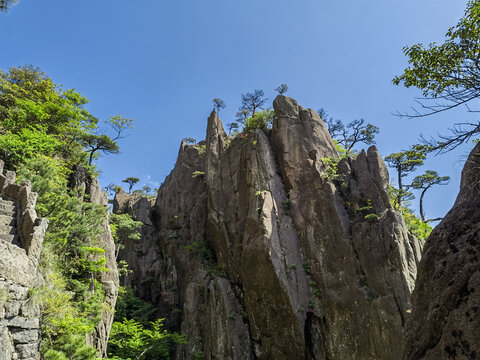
[118, 96, 423, 359]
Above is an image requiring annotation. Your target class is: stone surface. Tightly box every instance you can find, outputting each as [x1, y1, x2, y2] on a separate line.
[0, 166, 44, 360]
[82, 176, 119, 358]
[403, 142, 480, 360]
[118, 99, 422, 359]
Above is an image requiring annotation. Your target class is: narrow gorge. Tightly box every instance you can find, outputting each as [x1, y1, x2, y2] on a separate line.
[0, 96, 478, 359]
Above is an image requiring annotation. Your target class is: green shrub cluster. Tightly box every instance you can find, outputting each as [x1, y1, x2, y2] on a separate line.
[0, 65, 163, 358]
[108, 287, 187, 359]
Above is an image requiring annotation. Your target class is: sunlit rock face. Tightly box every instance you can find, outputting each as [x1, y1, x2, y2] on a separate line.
[0, 161, 47, 360]
[70, 166, 119, 357]
[403, 142, 480, 360]
[117, 96, 422, 360]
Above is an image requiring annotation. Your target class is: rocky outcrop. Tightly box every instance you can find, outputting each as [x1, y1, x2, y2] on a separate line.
[403, 142, 480, 360]
[117, 96, 422, 359]
[72, 172, 120, 358]
[272, 96, 420, 359]
[0, 160, 47, 360]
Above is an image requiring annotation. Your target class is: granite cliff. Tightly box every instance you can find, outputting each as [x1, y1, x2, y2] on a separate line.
[403, 142, 480, 359]
[116, 96, 422, 359]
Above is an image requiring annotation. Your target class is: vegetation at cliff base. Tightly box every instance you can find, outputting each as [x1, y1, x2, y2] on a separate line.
[108, 287, 187, 360]
[0, 65, 182, 359]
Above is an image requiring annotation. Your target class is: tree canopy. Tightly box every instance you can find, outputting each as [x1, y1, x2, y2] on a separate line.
[318, 109, 379, 153]
[238, 89, 267, 119]
[0, 65, 130, 169]
[274, 84, 288, 95]
[384, 150, 425, 206]
[122, 177, 140, 193]
[0, 0, 17, 12]
[393, 0, 480, 152]
[212, 98, 226, 114]
[411, 170, 450, 222]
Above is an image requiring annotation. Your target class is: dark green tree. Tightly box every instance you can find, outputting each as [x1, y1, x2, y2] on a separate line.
[393, 0, 480, 152]
[239, 89, 267, 118]
[227, 122, 239, 135]
[235, 109, 249, 125]
[385, 150, 425, 206]
[122, 177, 140, 194]
[0, 0, 18, 12]
[212, 98, 226, 114]
[275, 84, 288, 95]
[318, 109, 379, 153]
[82, 115, 132, 165]
[411, 170, 450, 221]
[182, 137, 196, 144]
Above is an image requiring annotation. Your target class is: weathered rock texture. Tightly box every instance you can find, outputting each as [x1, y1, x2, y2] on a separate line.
[403, 142, 480, 360]
[71, 167, 120, 357]
[0, 160, 47, 360]
[117, 96, 422, 359]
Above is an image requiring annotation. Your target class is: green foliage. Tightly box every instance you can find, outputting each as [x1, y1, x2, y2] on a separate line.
[274, 84, 288, 95]
[243, 108, 276, 133]
[184, 238, 227, 277]
[109, 287, 186, 359]
[303, 261, 312, 275]
[122, 177, 140, 193]
[411, 170, 450, 221]
[35, 272, 103, 360]
[110, 213, 142, 260]
[1, 65, 131, 358]
[0, 0, 17, 11]
[238, 89, 267, 119]
[182, 137, 196, 144]
[388, 184, 432, 243]
[319, 108, 379, 153]
[108, 318, 187, 360]
[364, 213, 379, 222]
[393, 0, 480, 151]
[393, 0, 480, 98]
[0, 65, 130, 170]
[114, 287, 157, 326]
[385, 149, 425, 206]
[400, 207, 432, 243]
[320, 156, 342, 181]
[212, 98, 226, 114]
[0, 128, 61, 166]
[192, 170, 205, 178]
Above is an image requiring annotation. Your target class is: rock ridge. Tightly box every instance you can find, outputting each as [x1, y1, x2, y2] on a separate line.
[117, 96, 423, 359]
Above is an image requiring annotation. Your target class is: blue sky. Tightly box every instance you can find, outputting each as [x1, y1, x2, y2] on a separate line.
[0, 0, 474, 221]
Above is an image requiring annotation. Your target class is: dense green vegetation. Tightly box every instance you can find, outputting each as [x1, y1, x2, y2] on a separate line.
[0, 65, 183, 359]
[108, 288, 187, 359]
[0, 65, 117, 358]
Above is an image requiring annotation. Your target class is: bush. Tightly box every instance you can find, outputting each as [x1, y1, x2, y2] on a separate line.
[243, 109, 275, 132]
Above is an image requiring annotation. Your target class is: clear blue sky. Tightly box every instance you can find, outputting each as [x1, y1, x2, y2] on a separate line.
[0, 0, 473, 221]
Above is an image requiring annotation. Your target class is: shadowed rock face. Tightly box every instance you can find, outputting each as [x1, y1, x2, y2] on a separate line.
[403, 143, 480, 360]
[117, 96, 422, 359]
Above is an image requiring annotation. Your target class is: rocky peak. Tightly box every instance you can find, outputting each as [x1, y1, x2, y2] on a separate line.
[118, 96, 423, 359]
